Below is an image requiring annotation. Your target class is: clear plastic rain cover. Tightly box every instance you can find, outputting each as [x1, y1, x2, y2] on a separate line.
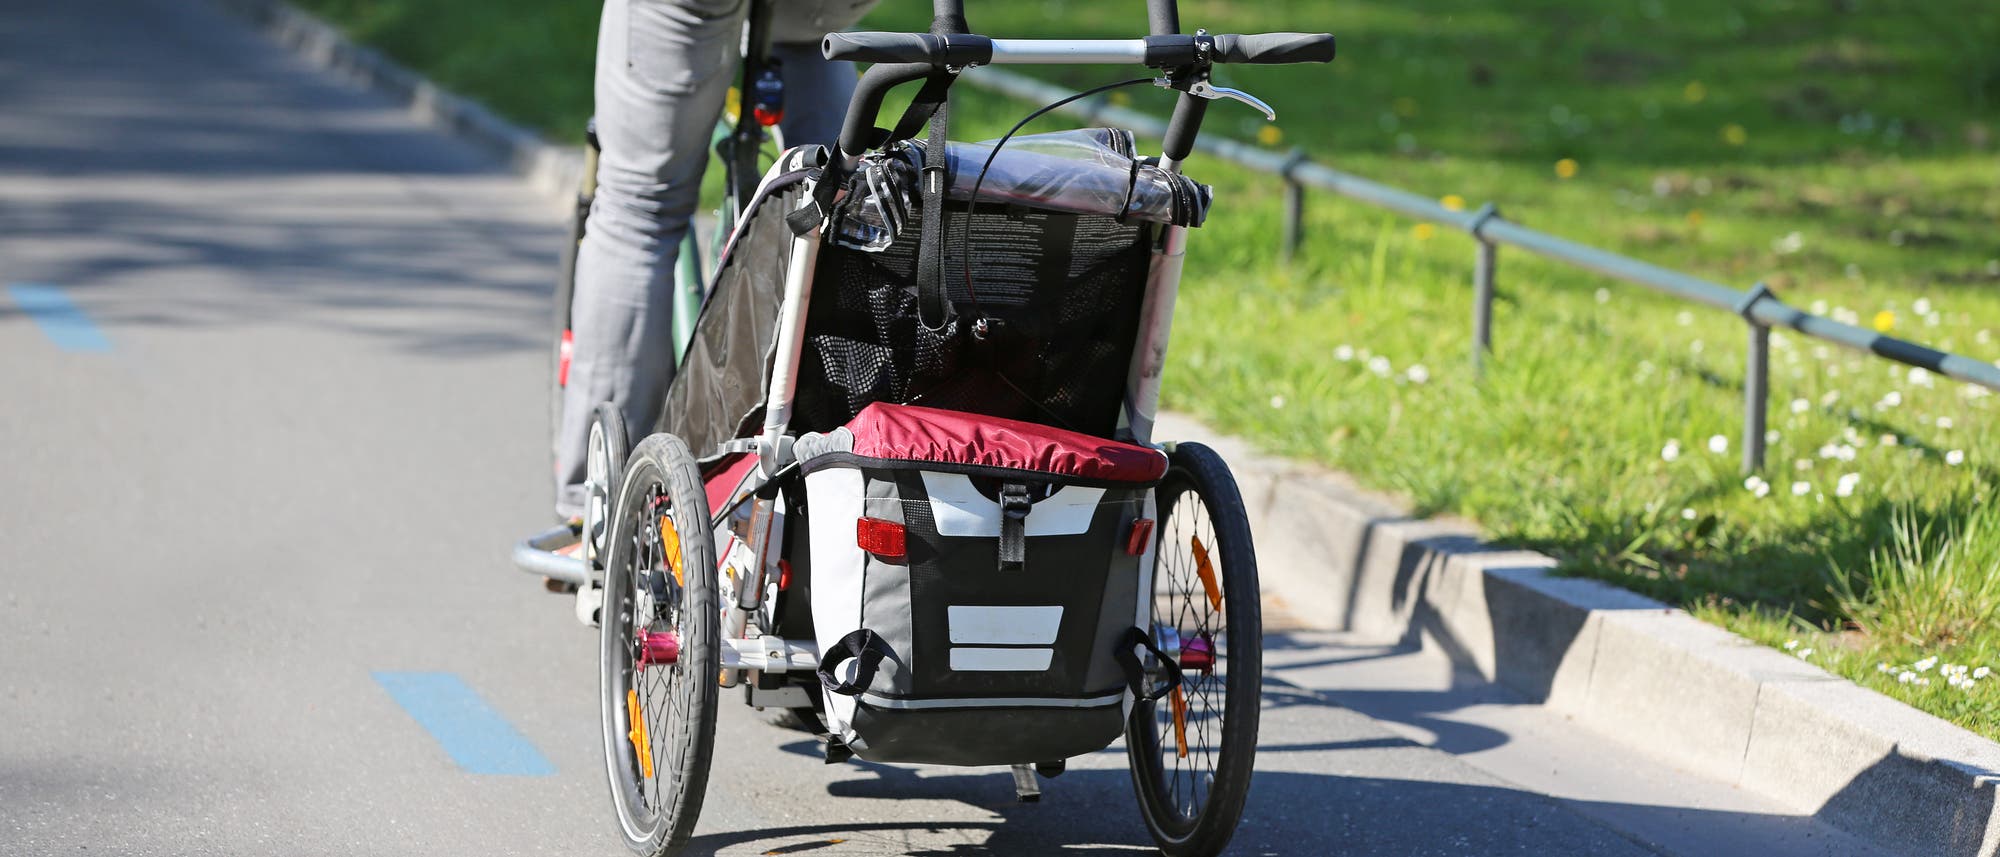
[830, 128, 1210, 251]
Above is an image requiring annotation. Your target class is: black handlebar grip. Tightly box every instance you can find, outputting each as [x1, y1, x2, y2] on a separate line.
[1210, 32, 1336, 64]
[822, 32, 993, 66]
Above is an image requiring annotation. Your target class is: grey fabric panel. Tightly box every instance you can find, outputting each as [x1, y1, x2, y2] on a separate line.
[791, 425, 855, 463]
[858, 472, 915, 696]
[1087, 488, 1146, 693]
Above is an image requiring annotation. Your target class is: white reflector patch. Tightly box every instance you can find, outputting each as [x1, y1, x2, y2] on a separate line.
[950, 647, 1054, 672]
[947, 605, 1063, 645]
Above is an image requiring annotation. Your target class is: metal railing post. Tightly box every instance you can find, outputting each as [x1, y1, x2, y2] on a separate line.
[1279, 148, 1308, 264]
[1468, 204, 1501, 376]
[1738, 283, 1774, 474]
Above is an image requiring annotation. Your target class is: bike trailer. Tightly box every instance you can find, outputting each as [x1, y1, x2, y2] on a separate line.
[795, 402, 1167, 765]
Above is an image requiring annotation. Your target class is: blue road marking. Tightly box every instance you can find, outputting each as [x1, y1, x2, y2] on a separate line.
[372, 672, 555, 776]
[7, 284, 111, 352]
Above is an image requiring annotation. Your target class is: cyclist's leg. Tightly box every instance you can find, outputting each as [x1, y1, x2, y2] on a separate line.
[555, 0, 747, 519]
[767, 40, 860, 149]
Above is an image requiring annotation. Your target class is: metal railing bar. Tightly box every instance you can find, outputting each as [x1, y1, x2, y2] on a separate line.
[955, 66, 2000, 397]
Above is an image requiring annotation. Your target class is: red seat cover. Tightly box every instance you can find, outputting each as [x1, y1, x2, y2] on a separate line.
[842, 403, 1166, 483]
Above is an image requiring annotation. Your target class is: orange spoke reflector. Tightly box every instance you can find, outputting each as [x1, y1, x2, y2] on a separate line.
[659, 514, 685, 587]
[627, 688, 654, 779]
[1170, 685, 1189, 760]
[1191, 535, 1223, 611]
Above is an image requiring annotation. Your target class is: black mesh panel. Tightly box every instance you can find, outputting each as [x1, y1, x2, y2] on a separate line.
[795, 203, 1149, 438]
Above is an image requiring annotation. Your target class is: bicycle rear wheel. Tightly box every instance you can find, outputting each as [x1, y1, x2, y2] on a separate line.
[600, 434, 719, 856]
[1126, 442, 1262, 857]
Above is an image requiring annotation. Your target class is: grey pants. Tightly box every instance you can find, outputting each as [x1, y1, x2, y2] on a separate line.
[556, 0, 873, 518]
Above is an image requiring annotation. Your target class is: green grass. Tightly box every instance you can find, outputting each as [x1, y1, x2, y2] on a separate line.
[290, 0, 2000, 736]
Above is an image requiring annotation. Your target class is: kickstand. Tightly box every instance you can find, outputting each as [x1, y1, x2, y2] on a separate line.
[1010, 764, 1041, 803]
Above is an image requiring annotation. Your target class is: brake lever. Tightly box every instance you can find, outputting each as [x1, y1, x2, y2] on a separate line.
[1153, 78, 1277, 122]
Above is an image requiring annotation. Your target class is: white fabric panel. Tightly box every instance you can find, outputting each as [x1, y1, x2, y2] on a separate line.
[919, 472, 1105, 538]
[949, 647, 1055, 672]
[804, 467, 868, 736]
[947, 605, 1063, 644]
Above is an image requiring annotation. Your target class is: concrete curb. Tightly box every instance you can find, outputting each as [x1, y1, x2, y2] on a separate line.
[210, 0, 584, 205]
[1156, 411, 2000, 857]
[209, 3, 2000, 853]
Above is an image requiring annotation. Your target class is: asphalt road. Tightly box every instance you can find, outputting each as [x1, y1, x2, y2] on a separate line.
[0, 2, 1892, 855]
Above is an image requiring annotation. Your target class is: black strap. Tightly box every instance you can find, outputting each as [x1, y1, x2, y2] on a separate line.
[1113, 626, 1184, 703]
[997, 481, 1031, 572]
[816, 629, 888, 696]
[888, 72, 954, 146]
[913, 93, 952, 330]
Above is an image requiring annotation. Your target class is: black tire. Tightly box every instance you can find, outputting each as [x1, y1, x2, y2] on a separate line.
[1125, 442, 1262, 857]
[583, 403, 630, 575]
[600, 434, 719, 857]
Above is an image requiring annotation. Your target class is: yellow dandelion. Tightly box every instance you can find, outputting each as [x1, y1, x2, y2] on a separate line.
[1393, 97, 1419, 118]
[1440, 194, 1466, 211]
[1722, 124, 1747, 146]
[1413, 223, 1437, 241]
[1555, 158, 1579, 179]
[1256, 124, 1284, 146]
[1686, 209, 1705, 228]
[1684, 81, 1707, 103]
[1873, 310, 1896, 332]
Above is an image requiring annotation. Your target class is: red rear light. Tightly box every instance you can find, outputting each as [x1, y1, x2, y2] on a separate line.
[558, 329, 574, 387]
[856, 517, 906, 558]
[1127, 518, 1154, 556]
[777, 558, 792, 590]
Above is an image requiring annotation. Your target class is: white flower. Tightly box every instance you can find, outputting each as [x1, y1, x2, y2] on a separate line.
[1914, 297, 1933, 316]
[1937, 416, 1953, 430]
[1334, 344, 1355, 361]
[1833, 306, 1860, 325]
[1979, 329, 1993, 345]
[1915, 677, 1931, 686]
[1784, 639, 1800, 651]
[1772, 231, 1805, 255]
[1690, 339, 1705, 355]
[1406, 364, 1431, 385]
[1789, 481, 1809, 496]
[1810, 299, 1829, 315]
[1820, 390, 1841, 406]
[1795, 459, 1814, 471]
[1946, 449, 1965, 466]
[1909, 367, 1935, 388]
[1681, 507, 1698, 521]
[1880, 434, 1899, 447]
[1744, 476, 1771, 497]
[1791, 398, 1810, 414]
[1976, 667, 1991, 680]
[1595, 288, 1611, 304]
[1709, 434, 1729, 454]
[1835, 473, 1860, 498]
[1927, 312, 1942, 327]
[1797, 648, 1814, 659]
[1877, 391, 1902, 410]
[1269, 395, 1287, 409]
[1914, 656, 1938, 672]
[1898, 670, 1916, 684]
[1877, 662, 1894, 674]
[1367, 356, 1392, 377]
[1676, 310, 1695, 327]
[1661, 441, 1682, 462]
[1766, 430, 1781, 444]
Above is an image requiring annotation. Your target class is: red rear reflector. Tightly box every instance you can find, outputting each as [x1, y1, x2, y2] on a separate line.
[558, 329, 574, 387]
[752, 106, 784, 127]
[777, 558, 792, 591]
[856, 517, 906, 558]
[1127, 518, 1154, 556]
